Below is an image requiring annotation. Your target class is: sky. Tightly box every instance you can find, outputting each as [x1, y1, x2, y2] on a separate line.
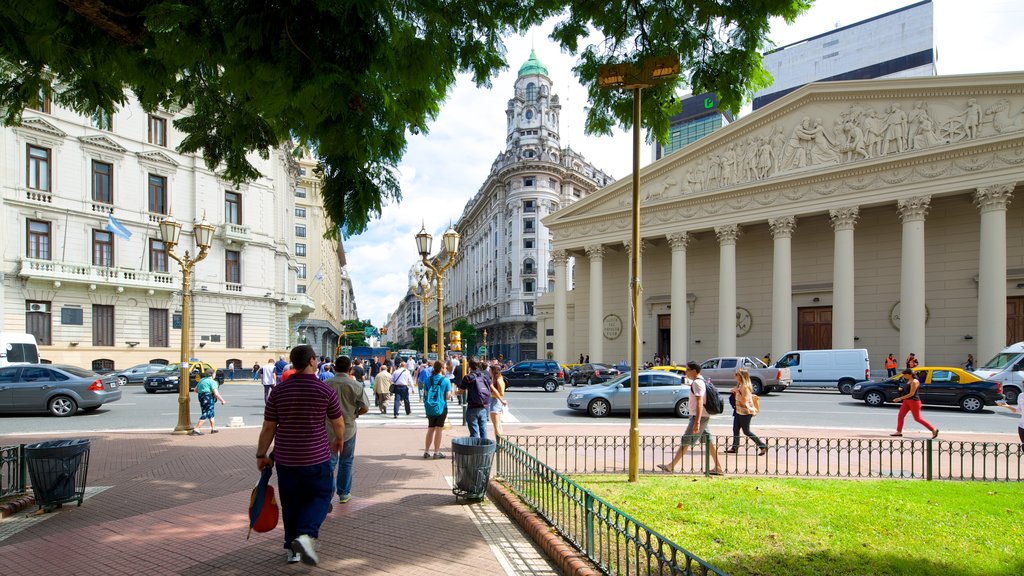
[343, 0, 1024, 327]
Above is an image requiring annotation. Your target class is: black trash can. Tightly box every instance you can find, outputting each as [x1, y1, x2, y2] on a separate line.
[24, 439, 91, 509]
[451, 437, 496, 501]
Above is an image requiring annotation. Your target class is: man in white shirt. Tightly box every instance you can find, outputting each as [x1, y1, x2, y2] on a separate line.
[261, 358, 277, 402]
[391, 361, 414, 418]
[658, 361, 724, 475]
[997, 395, 1024, 445]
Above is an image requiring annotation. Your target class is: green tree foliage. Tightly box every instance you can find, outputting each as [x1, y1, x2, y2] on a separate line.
[409, 327, 437, 354]
[339, 319, 375, 347]
[0, 1, 809, 236]
[452, 318, 478, 357]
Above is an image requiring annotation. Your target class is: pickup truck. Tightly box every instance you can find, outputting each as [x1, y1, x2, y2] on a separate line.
[652, 357, 790, 395]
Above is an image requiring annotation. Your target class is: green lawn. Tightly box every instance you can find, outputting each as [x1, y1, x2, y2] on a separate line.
[574, 476, 1023, 576]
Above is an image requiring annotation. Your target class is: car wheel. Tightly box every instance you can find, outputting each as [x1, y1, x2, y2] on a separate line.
[674, 400, 690, 418]
[838, 379, 856, 395]
[48, 395, 78, 417]
[751, 379, 764, 396]
[588, 398, 611, 418]
[543, 379, 558, 393]
[864, 391, 885, 407]
[117, 376, 128, 387]
[959, 395, 984, 413]
[1004, 387, 1020, 405]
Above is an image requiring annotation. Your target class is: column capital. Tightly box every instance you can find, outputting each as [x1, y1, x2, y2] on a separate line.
[829, 206, 859, 231]
[714, 224, 741, 246]
[666, 232, 690, 252]
[974, 182, 1015, 213]
[623, 239, 646, 255]
[769, 216, 796, 239]
[584, 244, 606, 261]
[897, 195, 931, 223]
[551, 249, 569, 266]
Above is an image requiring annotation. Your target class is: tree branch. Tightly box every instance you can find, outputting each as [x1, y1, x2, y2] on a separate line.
[59, 0, 145, 45]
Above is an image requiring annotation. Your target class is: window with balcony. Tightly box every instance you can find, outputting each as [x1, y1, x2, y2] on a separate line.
[295, 243, 306, 257]
[148, 115, 167, 146]
[524, 301, 534, 315]
[93, 305, 114, 346]
[148, 174, 167, 214]
[297, 264, 307, 279]
[226, 313, 242, 348]
[92, 161, 113, 204]
[225, 250, 241, 284]
[149, 239, 168, 272]
[523, 218, 535, 233]
[225, 191, 242, 225]
[295, 207, 306, 218]
[27, 220, 51, 260]
[523, 200, 535, 213]
[295, 224, 306, 238]
[523, 279, 535, 293]
[27, 145, 51, 191]
[149, 308, 168, 347]
[523, 258, 535, 274]
[92, 230, 114, 267]
[26, 301, 52, 345]
[91, 108, 113, 131]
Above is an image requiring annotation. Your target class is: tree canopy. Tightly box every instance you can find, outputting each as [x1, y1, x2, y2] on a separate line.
[0, 1, 810, 237]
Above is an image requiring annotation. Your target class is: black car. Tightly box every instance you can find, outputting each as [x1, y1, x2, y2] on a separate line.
[851, 367, 1003, 413]
[502, 360, 565, 392]
[145, 366, 194, 393]
[569, 363, 622, 386]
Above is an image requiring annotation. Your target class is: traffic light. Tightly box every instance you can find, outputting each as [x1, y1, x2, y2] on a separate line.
[450, 330, 462, 351]
[431, 344, 437, 353]
[380, 327, 388, 335]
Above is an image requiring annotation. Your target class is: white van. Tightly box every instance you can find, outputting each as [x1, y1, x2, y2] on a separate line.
[973, 342, 1024, 404]
[774, 349, 870, 394]
[0, 332, 40, 367]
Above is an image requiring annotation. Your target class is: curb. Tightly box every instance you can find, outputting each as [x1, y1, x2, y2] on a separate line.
[0, 493, 36, 518]
[487, 479, 599, 576]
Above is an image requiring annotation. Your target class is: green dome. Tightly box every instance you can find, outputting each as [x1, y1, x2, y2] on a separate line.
[517, 49, 548, 77]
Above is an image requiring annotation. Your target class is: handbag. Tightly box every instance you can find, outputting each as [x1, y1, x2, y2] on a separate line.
[751, 394, 760, 416]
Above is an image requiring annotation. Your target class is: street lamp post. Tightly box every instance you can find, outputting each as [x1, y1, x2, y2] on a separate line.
[160, 214, 215, 434]
[482, 329, 488, 359]
[598, 55, 679, 482]
[415, 224, 460, 363]
[411, 263, 436, 361]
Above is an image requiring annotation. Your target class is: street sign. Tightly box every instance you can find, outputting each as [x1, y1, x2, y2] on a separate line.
[427, 353, 437, 361]
[478, 345, 487, 357]
[339, 346, 352, 357]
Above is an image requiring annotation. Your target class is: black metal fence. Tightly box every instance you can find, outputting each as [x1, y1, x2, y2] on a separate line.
[496, 435, 726, 576]
[0, 444, 27, 499]
[502, 434, 1024, 482]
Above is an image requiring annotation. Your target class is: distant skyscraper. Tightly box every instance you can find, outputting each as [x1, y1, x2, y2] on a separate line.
[753, 0, 936, 110]
[653, 92, 733, 161]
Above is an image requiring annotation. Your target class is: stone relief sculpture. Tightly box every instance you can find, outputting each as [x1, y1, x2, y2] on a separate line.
[985, 99, 1024, 134]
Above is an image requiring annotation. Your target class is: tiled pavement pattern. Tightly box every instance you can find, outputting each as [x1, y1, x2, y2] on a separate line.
[0, 426, 556, 575]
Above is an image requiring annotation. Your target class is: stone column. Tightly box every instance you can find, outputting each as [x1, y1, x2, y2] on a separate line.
[667, 232, 690, 364]
[769, 217, 796, 360]
[975, 183, 1015, 363]
[552, 249, 569, 364]
[585, 244, 605, 364]
[898, 196, 931, 363]
[716, 225, 740, 357]
[829, 207, 859, 350]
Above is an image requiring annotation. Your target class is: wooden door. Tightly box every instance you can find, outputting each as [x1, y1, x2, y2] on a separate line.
[798, 306, 832, 350]
[1009, 297, 1024, 345]
[657, 314, 671, 362]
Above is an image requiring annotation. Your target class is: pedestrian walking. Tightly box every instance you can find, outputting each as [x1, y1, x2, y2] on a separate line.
[261, 358, 277, 402]
[890, 369, 939, 438]
[325, 356, 368, 505]
[417, 360, 431, 401]
[996, 393, 1024, 445]
[964, 353, 975, 371]
[488, 363, 508, 437]
[274, 356, 288, 385]
[373, 362, 392, 414]
[658, 361, 724, 475]
[390, 362, 413, 418]
[724, 368, 766, 455]
[458, 358, 492, 439]
[885, 354, 898, 378]
[191, 369, 225, 435]
[252, 361, 261, 381]
[227, 361, 236, 381]
[423, 360, 452, 458]
[453, 358, 465, 406]
[256, 344, 345, 566]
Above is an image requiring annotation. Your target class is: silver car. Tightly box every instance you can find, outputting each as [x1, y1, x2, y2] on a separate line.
[112, 363, 169, 386]
[566, 371, 691, 418]
[0, 364, 122, 417]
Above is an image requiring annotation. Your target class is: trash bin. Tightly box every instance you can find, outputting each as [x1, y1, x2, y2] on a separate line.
[451, 437, 496, 501]
[24, 439, 91, 509]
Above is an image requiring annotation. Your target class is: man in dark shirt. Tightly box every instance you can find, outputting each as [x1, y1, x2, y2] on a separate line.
[257, 345, 345, 566]
[274, 355, 288, 384]
[453, 358, 465, 406]
[457, 358, 492, 438]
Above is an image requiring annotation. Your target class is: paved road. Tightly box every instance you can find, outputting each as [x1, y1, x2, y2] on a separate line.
[1, 380, 1019, 437]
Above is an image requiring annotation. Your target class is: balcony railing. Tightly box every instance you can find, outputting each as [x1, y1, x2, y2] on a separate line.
[219, 222, 251, 244]
[285, 292, 315, 316]
[19, 258, 175, 291]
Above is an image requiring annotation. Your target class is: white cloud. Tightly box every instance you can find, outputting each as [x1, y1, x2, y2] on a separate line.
[347, 0, 1021, 326]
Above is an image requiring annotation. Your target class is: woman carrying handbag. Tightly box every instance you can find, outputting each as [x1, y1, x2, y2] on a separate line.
[725, 368, 767, 456]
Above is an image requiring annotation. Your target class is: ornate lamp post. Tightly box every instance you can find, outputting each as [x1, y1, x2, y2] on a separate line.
[160, 214, 215, 434]
[482, 329, 488, 359]
[415, 224, 460, 362]
[410, 263, 436, 361]
[598, 55, 679, 482]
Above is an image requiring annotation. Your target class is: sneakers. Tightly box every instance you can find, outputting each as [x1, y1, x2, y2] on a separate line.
[188, 429, 203, 436]
[338, 494, 351, 504]
[291, 534, 319, 566]
[286, 551, 301, 564]
[423, 451, 431, 459]
[432, 452, 446, 459]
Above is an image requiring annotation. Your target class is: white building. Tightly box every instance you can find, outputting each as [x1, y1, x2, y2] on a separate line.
[0, 93, 343, 371]
[440, 51, 614, 362]
[753, 0, 936, 110]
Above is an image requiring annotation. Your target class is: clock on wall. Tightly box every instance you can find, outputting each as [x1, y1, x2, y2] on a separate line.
[736, 307, 752, 337]
[888, 301, 931, 331]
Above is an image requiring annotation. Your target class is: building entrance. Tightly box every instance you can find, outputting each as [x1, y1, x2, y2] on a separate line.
[798, 306, 832, 350]
[657, 314, 671, 363]
[1009, 297, 1024, 345]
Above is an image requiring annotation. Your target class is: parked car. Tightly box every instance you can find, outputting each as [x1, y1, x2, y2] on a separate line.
[0, 364, 121, 416]
[144, 362, 219, 393]
[697, 357, 790, 395]
[112, 363, 169, 386]
[851, 367, 1003, 413]
[569, 363, 622, 386]
[502, 360, 565, 392]
[775, 348, 870, 393]
[567, 371, 692, 418]
[973, 341, 1024, 404]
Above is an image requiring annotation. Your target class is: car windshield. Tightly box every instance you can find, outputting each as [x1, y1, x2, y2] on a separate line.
[979, 353, 1019, 370]
[60, 366, 97, 378]
[158, 365, 179, 374]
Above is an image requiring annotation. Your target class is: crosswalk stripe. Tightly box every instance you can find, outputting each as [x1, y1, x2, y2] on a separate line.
[356, 386, 519, 426]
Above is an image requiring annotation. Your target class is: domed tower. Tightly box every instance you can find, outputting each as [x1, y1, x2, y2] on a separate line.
[505, 49, 561, 161]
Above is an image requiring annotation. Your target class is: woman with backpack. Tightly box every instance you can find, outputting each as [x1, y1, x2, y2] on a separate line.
[725, 369, 767, 455]
[423, 360, 451, 459]
[488, 363, 509, 437]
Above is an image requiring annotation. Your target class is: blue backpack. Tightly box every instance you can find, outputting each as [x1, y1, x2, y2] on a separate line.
[424, 375, 446, 417]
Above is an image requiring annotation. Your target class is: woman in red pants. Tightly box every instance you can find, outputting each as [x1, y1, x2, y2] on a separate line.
[890, 369, 939, 438]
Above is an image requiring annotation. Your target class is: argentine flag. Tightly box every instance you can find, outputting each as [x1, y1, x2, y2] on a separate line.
[106, 214, 133, 241]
